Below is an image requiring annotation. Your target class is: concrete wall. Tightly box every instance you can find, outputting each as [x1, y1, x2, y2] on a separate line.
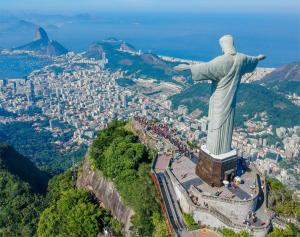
[166, 169, 270, 237]
[189, 185, 257, 222]
[193, 210, 233, 229]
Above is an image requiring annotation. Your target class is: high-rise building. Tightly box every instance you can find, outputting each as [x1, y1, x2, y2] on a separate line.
[200, 118, 208, 132]
[49, 119, 54, 130]
[121, 94, 128, 108]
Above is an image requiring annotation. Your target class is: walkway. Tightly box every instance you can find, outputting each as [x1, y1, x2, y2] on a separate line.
[157, 172, 186, 235]
[182, 229, 221, 237]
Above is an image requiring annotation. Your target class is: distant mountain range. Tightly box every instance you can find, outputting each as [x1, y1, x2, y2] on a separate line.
[257, 61, 300, 95]
[260, 62, 300, 83]
[15, 26, 68, 56]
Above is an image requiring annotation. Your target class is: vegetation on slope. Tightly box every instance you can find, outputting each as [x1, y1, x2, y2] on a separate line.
[0, 121, 87, 174]
[267, 178, 300, 221]
[219, 228, 249, 237]
[0, 143, 49, 193]
[257, 61, 300, 95]
[170, 83, 300, 128]
[0, 144, 48, 236]
[0, 142, 123, 237]
[182, 213, 199, 230]
[267, 224, 300, 237]
[36, 169, 123, 237]
[262, 81, 300, 96]
[85, 40, 186, 83]
[89, 120, 168, 236]
[0, 168, 46, 236]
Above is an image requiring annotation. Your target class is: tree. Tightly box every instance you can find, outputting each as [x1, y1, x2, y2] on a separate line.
[268, 224, 300, 237]
[0, 170, 46, 237]
[36, 189, 101, 237]
[89, 121, 167, 236]
[267, 178, 300, 220]
[151, 212, 168, 237]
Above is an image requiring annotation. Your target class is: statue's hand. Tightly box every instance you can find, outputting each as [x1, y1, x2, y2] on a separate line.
[174, 64, 191, 71]
[257, 54, 266, 61]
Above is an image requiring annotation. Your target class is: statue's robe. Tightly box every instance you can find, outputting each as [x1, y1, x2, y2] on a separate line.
[191, 53, 259, 155]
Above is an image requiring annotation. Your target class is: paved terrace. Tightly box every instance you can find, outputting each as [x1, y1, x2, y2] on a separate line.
[171, 156, 258, 201]
[170, 156, 272, 228]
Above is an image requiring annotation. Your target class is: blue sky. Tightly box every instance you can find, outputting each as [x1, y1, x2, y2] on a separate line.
[1, 0, 300, 13]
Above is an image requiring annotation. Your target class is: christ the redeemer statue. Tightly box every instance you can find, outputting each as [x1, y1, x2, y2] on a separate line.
[175, 35, 266, 156]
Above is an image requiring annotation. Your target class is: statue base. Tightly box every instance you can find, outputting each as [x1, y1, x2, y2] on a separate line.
[195, 145, 237, 187]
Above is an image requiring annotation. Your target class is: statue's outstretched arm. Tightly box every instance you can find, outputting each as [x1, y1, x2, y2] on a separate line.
[257, 54, 266, 61]
[174, 63, 211, 81]
[174, 55, 226, 82]
[190, 62, 213, 81]
[244, 54, 266, 74]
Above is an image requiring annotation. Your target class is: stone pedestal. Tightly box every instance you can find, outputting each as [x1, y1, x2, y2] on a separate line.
[195, 146, 237, 187]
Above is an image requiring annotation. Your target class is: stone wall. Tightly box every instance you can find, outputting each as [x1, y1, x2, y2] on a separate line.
[189, 185, 258, 222]
[166, 169, 270, 237]
[77, 157, 134, 236]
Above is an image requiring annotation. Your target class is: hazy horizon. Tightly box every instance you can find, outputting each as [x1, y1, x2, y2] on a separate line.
[1, 0, 300, 13]
[0, 1, 299, 67]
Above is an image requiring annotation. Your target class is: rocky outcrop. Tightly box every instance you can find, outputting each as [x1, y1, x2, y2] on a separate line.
[15, 26, 68, 56]
[76, 157, 134, 236]
[34, 27, 49, 42]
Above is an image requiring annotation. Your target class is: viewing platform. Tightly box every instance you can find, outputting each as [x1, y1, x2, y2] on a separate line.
[172, 155, 258, 202]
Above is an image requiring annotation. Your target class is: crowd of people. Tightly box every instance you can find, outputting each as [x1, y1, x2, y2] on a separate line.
[134, 116, 194, 158]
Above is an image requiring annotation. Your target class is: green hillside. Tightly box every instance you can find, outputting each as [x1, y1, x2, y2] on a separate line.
[0, 121, 87, 174]
[36, 170, 123, 237]
[170, 83, 300, 128]
[0, 143, 122, 237]
[36, 120, 168, 236]
[259, 80, 300, 96]
[0, 144, 48, 236]
[257, 61, 300, 95]
[84, 39, 188, 83]
[89, 120, 168, 236]
[0, 143, 49, 193]
[0, 119, 167, 237]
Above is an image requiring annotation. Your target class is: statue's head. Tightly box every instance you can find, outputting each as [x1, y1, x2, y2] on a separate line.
[219, 35, 236, 55]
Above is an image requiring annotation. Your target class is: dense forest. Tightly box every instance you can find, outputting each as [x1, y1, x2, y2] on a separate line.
[267, 178, 300, 221]
[0, 143, 123, 237]
[36, 170, 123, 237]
[0, 121, 87, 174]
[89, 120, 168, 236]
[0, 144, 47, 236]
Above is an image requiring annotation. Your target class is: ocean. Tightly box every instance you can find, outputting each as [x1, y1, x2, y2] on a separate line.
[1, 12, 300, 67]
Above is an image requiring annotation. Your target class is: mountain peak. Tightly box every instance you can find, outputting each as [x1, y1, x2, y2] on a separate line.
[34, 26, 49, 42]
[15, 26, 68, 56]
[261, 61, 300, 83]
